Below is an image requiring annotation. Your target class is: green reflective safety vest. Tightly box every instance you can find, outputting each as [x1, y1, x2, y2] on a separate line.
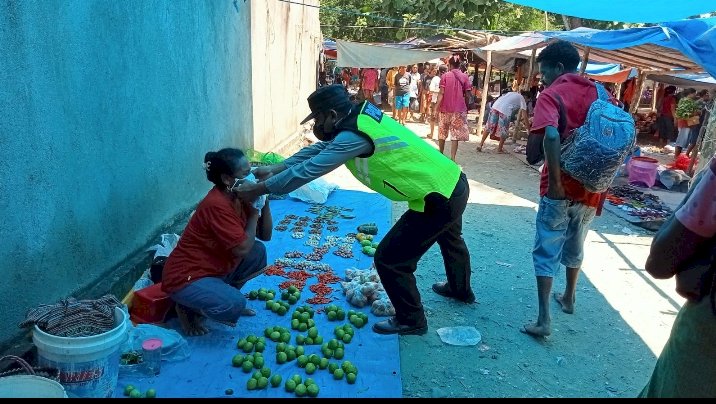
[344, 102, 461, 212]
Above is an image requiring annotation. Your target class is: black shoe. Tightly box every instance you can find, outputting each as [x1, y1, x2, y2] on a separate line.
[372, 317, 428, 335]
[432, 281, 476, 303]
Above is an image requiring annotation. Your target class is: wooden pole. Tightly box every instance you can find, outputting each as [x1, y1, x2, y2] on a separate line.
[650, 82, 660, 112]
[476, 50, 492, 137]
[629, 71, 647, 115]
[524, 48, 537, 91]
[694, 102, 716, 176]
[615, 81, 623, 101]
[579, 47, 591, 75]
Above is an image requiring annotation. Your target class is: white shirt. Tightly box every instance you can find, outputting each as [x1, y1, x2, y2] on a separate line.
[409, 73, 421, 98]
[491, 92, 527, 118]
[429, 76, 441, 103]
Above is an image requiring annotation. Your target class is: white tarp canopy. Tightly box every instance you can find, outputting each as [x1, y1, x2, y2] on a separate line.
[336, 40, 451, 68]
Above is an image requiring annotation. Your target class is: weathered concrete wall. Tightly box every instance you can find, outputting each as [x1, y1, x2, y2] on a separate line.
[0, 1, 253, 346]
[250, 0, 321, 152]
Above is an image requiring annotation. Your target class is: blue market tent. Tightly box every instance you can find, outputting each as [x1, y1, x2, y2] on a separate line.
[501, 0, 716, 24]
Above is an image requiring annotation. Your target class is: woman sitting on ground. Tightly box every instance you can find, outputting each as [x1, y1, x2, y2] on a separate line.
[161, 148, 272, 336]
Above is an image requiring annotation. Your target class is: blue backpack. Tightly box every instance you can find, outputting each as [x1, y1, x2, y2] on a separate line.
[560, 83, 636, 193]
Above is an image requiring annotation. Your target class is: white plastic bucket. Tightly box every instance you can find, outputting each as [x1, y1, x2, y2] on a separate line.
[32, 307, 129, 398]
[0, 375, 68, 398]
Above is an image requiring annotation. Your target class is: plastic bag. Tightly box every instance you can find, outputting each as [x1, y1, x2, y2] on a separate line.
[436, 326, 482, 346]
[245, 149, 286, 165]
[146, 234, 180, 260]
[289, 177, 337, 204]
[119, 324, 190, 372]
[234, 173, 267, 216]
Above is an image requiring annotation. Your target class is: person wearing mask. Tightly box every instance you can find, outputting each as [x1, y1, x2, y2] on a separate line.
[435, 55, 472, 162]
[233, 84, 474, 335]
[162, 148, 273, 336]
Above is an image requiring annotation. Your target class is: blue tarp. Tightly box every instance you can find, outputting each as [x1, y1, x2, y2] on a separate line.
[541, 18, 716, 78]
[114, 189, 401, 398]
[502, 0, 716, 24]
[582, 62, 637, 79]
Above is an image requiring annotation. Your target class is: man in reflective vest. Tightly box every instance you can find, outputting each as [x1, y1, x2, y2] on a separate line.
[234, 84, 474, 335]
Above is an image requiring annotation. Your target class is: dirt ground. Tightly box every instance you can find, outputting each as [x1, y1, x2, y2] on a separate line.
[325, 114, 687, 398]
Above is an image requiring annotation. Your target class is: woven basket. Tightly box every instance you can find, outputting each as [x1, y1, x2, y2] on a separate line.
[0, 355, 60, 382]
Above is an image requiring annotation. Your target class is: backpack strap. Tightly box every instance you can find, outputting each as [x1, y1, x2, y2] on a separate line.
[595, 83, 609, 102]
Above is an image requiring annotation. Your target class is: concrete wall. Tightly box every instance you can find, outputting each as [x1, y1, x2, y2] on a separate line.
[250, 0, 321, 152]
[0, 1, 255, 346]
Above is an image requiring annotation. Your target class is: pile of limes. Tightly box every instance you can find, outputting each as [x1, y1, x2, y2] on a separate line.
[123, 385, 156, 398]
[284, 374, 319, 397]
[323, 304, 346, 321]
[248, 287, 277, 301]
[348, 311, 369, 328]
[356, 233, 379, 257]
[246, 367, 282, 390]
[321, 338, 346, 360]
[295, 326, 323, 345]
[275, 342, 304, 364]
[264, 325, 291, 343]
[333, 323, 355, 344]
[290, 306, 316, 332]
[236, 334, 266, 353]
[265, 299, 290, 316]
[233, 352, 266, 373]
[280, 285, 301, 305]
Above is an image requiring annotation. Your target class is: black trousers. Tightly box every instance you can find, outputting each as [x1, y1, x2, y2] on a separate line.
[374, 173, 471, 326]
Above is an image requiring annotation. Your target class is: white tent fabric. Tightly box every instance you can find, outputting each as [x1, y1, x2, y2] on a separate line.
[502, 0, 715, 24]
[336, 40, 451, 68]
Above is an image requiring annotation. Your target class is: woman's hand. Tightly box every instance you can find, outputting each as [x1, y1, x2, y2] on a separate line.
[252, 165, 275, 182]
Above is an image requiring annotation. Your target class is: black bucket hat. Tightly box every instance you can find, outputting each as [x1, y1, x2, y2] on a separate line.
[300, 84, 353, 124]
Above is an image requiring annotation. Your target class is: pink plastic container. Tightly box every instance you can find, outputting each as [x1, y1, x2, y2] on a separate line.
[628, 156, 659, 187]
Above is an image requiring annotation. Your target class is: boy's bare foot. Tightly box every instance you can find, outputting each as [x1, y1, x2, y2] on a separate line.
[554, 293, 575, 314]
[521, 322, 551, 337]
[176, 304, 209, 337]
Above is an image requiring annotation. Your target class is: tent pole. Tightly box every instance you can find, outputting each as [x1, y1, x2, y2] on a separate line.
[615, 81, 623, 101]
[651, 82, 660, 112]
[524, 48, 537, 91]
[579, 47, 591, 75]
[476, 50, 492, 138]
[629, 71, 647, 115]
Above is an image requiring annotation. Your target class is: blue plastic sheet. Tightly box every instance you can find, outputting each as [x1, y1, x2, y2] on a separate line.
[114, 189, 401, 398]
[502, 1, 715, 24]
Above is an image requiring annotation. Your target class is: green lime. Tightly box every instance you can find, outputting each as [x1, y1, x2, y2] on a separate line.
[288, 285, 298, 293]
[288, 295, 298, 305]
[295, 346, 305, 356]
[305, 363, 316, 374]
[297, 355, 309, 368]
[353, 317, 364, 328]
[295, 383, 307, 397]
[323, 349, 334, 358]
[308, 327, 319, 339]
[243, 341, 254, 353]
[255, 342, 265, 353]
[249, 290, 258, 300]
[261, 367, 271, 377]
[257, 376, 269, 389]
[232, 354, 244, 367]
[270, 374, 282, 387]
[328, 362, 339, 373]
[333, 368, 344, 380]
[225, 388, 234, 395]
[343, 324, 354, 334]
[307, 319, 316, 328]
[277, 306, 287, 316]
[129, 389, 142, 398]
[277, 351, 288, 364]
[328, 339, 339, 350]
[335, 329, 345, 339]
[242, 360, 253, 373]
[124, 385, 136, 396]
[296, 335, 306, 345]
[291, 319, 300, 329]
[237, 338, 247, 349]
[305, 337, 314, 345]
[298, 323, 308, 332]
[266, 300, 275, 310]
[342, 333, 352, 343]
[314, 335, 323, 344]
[334, 347, 344, 360]
[327, 311, 337, 321]
[266, 293, 275, 300]
[336, 310, 345, 320]
[272, 302, 281, 312]
[348, 310, 356, 316]
[286, 349, 297, 361]
[253, 371, 263, 380]
[282, 291, 290, 300]
[276, 342, 287, 352]
[307, 383, 319, 397]
[341, 361, 352, 372]
[258, 287, 267, 294]
[247, 335, 258, 344]
[247, 378, 258, 390]
[144, 388, 156, 398]
[291, 374, 302, 384]
[264, 327, 273, 338]
[349, 314, 358, 323]
[270, 331, 281, 341]
[285, 379, 297, 392]
[254, 357, 264, 368]
[292, 311, 301, 320]
[280, 333, 291, 343]
[319, 357, 329, 369]
[300, 312, 310, 322]
[304, 377, 316, 386]
[347, 372, 357, 384]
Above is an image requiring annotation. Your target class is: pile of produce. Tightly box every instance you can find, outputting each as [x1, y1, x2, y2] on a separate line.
[340, 268, 395, 316]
